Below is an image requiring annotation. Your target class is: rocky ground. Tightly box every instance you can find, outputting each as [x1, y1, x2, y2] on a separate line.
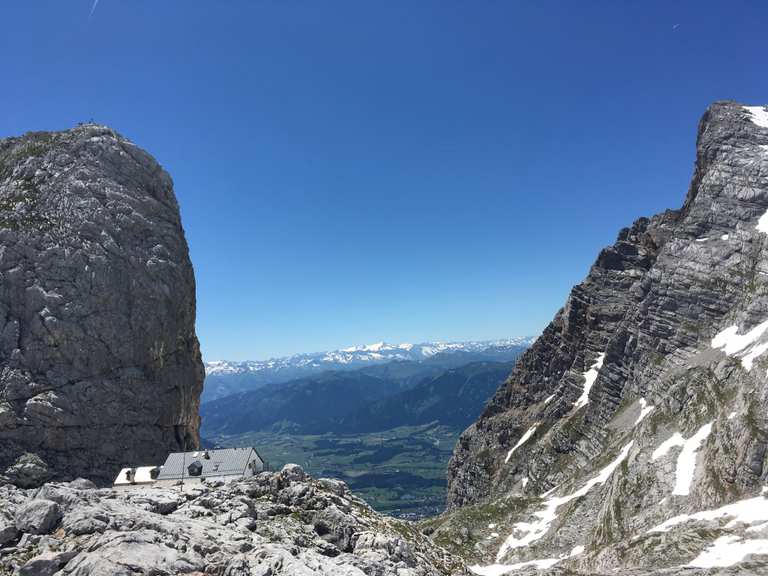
[0, 464, 467, 576]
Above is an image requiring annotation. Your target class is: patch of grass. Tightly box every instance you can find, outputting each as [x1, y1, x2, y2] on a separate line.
[418, 495, 538, 561]
[0, 133, 58, 232]
[0, 132, 55, 180]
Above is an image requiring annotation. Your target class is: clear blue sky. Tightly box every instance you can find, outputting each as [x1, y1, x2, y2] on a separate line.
[1, 2, 766, 361]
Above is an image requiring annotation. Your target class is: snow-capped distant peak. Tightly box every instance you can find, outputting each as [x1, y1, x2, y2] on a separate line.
[205, 336, 536, 376]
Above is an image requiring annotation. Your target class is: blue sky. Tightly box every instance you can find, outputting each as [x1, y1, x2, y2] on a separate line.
[1, 2, 767, 361]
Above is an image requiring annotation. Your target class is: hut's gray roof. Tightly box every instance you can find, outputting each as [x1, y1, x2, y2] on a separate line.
[156, 447, 263, 480]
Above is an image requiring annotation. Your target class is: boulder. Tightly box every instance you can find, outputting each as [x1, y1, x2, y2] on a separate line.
[19, 549, 78, 576]
[279, 463, 306, 483]
[4, 453, 50, 489]
[15, 500, 62, 535]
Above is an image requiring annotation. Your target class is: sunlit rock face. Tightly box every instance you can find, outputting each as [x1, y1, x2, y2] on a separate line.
[0, 124, 203, 485]
[436, 102, 768, 573]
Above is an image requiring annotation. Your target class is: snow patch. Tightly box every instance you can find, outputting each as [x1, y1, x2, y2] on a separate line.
[505, 424, 538, 463]
[696, 237, 708, 242]
[521, 477, 529, 489]
[635, 398, 654, 425]
[470, 558, 560, 576]
[543, 394, 555, 405]
[569, 545, 585, 557]
[711, 320, 768, 370]
[757, 211, 768, 234]
[686, 535, 768, 568]
[648, 492, 768, 534]
[496, 442, 633, 560]
[473, 542, 585, 574]
[574, 353, 605, 409]
[672, 422, 713, 496]
[741, 341, 768, 371]
[651, 432, 685, 461]
[745, 105, 768, 129]
[722, 234, 730, 240]
[712, 321, 768, 355]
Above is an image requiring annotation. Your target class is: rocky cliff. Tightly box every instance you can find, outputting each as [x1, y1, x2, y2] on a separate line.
[0, 124, 203, 485]
[433, 101, 768, 573]
[0, 465, 468, 576]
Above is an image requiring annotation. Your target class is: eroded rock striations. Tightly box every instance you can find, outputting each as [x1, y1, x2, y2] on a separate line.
[434, 102, 768, 573]
[0, 124, 203, 485]
[0, 465, 468, 576]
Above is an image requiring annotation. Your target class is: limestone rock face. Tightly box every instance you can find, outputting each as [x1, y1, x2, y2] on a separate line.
[438, 102, 768, 572]
[0, 468, 468, 576]
[0, 124, 203, 485]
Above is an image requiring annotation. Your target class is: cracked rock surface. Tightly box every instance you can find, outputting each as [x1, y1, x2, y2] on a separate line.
[0, 465, 467, 576]
[0, 124, 204, 485]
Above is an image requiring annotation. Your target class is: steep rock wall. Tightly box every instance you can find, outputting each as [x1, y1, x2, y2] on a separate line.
[0, 124, 203, 485]
[438, 101, 768, 573]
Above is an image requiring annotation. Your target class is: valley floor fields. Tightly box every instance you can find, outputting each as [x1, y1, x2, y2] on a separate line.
[208, 423, 460, 518]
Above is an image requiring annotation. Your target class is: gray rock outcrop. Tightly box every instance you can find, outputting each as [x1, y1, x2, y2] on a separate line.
[0, 466, 468, 575]
[435, 102, 768, 573]
[14, 499, 61, 535]
[0, 124, 204, 485]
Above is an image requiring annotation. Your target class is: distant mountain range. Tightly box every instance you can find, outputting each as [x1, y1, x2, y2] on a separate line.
[203, 337, 535, 403]
[201, 360, 516, 438]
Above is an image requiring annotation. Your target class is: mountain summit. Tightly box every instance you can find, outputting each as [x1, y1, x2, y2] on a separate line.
[426, 102, 768, 573]
[0, 124, 203, 486]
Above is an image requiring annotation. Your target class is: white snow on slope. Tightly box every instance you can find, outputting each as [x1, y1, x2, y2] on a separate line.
[649, 491, 768, 533]
[652, 432, 685, 461]
[505, 424, 538, 463]
[574, 353, 605, 409]
[757, 211, 768, 234]
[569, 545, 585, 557]
[741, 341, 768, 371]
[543, 394, 555, 405]
[712, 321, 768, 355]
[712, 321, 768, 371]
[470, 558, 560, 576]
[649, 491, 768, 567]
[672, 422, 713, 496]
[495, 442, 633, 560]
[470, 545, 586, 576]
[745, 105, 768, 129]
[687, 535, 768, 568]
[722, 233, 730, 240]
[635, 398, 654, 425]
